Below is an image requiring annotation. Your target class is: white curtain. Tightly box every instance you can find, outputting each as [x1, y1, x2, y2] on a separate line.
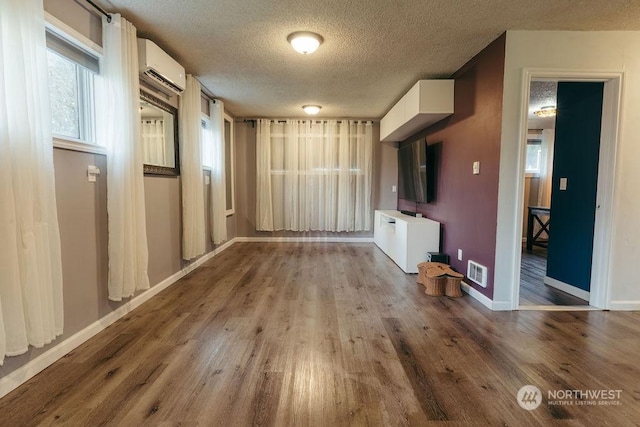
[256, 119, 373, 232]
[0, 0, 64, 363]
[208, 100, 227, 244]
[98, 14, 150, 301]
[256, 119, 273, 230]
[141, 119, 165, 165]
[179, 75, 206, 259]
[537, 128, 555, 207]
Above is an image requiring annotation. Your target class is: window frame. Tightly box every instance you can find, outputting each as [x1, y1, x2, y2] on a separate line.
[45, 12, 105, 155]
[524, 138, 543, 176]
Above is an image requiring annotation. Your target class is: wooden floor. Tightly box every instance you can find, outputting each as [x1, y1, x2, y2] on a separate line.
[519, 246, 588, 306]
[2, 242, 639, 425]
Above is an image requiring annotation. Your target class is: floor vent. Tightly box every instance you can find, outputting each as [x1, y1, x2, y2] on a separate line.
[467, 260, 488, 288]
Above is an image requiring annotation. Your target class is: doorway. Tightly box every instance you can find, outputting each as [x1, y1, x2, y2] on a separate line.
[519, 81, 604, 307]
[512, 70, 622, 310]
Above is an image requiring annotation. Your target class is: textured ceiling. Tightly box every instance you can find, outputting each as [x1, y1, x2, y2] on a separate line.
[98, 0, 640, 119]
[528, 80, 558, 129]
[529, 81, 558, 118]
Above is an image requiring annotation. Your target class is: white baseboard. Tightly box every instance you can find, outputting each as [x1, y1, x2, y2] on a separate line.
[234, 236, 374, 243]
[490, 300, 514, 311]
[518, 305, 596, 311]
[0, 238, 237, 399]
[609, 301, 640, 311]
[544, 276, 590, 301]
[460, 281, 511, 311]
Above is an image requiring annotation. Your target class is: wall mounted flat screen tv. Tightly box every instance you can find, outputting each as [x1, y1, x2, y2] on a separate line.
[398, 138, 434, 203]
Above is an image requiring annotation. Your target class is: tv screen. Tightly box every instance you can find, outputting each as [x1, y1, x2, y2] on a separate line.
[398, 138, 433, 203]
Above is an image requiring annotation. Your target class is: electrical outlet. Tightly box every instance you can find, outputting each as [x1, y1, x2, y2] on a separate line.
[458, 249, 463, 261]
[87, 165, 100, 183]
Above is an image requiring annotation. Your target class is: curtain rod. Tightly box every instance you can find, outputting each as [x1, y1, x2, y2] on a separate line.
[85, 0, 112, 23]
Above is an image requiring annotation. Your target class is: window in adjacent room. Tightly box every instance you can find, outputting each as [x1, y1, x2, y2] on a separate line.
[525, 138, 543, 174]
[45, 27, 100, 145]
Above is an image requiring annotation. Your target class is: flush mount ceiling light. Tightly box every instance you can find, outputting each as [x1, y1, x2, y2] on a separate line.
[302, 105, 322, 115]
[287, 31, 324, 54]
[534, 105, 557, 117]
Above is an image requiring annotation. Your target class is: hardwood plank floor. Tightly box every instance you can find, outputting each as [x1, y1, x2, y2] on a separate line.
[519, 245, 588, 306]
[1, 242, 639, 425]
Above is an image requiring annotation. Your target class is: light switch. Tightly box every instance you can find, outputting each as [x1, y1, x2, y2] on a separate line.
[392, 185, 397, 193]
[473, 161, 480, 175]
[559, 177, 568, 191]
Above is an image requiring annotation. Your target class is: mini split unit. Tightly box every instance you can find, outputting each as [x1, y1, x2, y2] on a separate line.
[137, 38, 186, 96]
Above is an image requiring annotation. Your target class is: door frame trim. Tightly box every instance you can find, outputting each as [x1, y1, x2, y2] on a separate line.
[512, 68, 623, 310]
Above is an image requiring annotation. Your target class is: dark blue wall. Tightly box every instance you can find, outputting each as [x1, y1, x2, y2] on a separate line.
[546, 82, 604, 291]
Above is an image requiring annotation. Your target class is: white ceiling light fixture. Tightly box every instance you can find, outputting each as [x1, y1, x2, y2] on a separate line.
[287, 31, 324, 55]
[302, 105, 322, 115]
[534, 105, 557, 117]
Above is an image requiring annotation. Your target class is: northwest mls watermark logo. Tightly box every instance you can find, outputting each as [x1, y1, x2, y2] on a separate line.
[517, 385, 623, 410]
[517, 385, 543, 410]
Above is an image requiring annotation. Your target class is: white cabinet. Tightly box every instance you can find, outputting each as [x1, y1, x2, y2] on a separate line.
[380, 80, 454, 142]
[373, 210, 441, 273]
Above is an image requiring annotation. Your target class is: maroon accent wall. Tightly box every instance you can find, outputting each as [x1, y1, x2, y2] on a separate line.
[397, 34, 506, 298]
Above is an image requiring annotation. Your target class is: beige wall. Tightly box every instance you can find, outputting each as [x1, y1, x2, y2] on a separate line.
[376, 138, 398, 212]
[144, 175, 183, 285]
[233, 121, 396, 238]
[44, 0, 102, 45]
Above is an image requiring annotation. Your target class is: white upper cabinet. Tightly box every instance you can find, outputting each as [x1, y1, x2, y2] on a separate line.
[380, 80, 454, 142]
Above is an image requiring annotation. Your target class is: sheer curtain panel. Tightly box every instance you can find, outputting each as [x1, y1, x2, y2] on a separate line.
[179, 75, 206, 259]
[208, 100, 227, 244]
[0, 0, 64, 363]
[256, 119, 274, 231]
[97, 14, 150, 301]
[256, 120, 373, 232]
[141, 119, 165, 165]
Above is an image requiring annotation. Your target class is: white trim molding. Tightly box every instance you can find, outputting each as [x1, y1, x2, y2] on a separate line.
[544, 276, 591, 301]
[53, 137, 107, 155]
[500, 68, 623, 311]
[44, 12, 103, 58]
[608, 301, 640, 311]
[460, 282, 511, 311]
[235, 236, 374, 243]
[0, 238, 237, 399]
[517, 305, 596, 311]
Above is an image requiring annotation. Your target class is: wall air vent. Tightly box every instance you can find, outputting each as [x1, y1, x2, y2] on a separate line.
[467, 260, 488, 288]
[143, 68, 184, 95]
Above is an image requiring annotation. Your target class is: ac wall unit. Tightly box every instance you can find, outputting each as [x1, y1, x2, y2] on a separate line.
[137, 39, 186, 96]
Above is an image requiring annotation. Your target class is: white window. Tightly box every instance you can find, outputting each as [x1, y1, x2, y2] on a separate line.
[45, 26, 99, 145]
[525, 139, 542, 174]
